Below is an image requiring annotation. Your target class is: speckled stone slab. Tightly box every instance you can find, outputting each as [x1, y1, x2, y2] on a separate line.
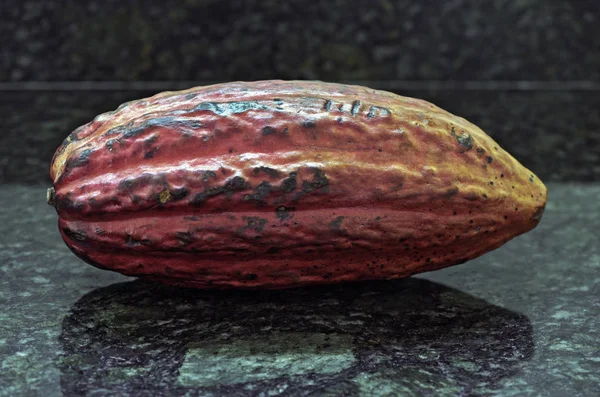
[0, 184, 599, 396]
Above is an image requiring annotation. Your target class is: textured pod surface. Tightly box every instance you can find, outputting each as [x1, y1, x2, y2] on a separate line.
[49, 80, 547, 289]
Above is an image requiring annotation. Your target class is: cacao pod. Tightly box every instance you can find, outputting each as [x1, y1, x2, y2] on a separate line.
[48, 80, 547, 289]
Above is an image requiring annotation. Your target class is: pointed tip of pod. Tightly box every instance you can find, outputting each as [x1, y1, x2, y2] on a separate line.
[531, 181, 548, 226]
[531, 204, 545, 225]
[514, 172, 547, 232]
[47, 187, 56, 207]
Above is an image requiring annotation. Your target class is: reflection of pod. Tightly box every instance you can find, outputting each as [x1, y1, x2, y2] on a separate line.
[48, 80, 547, 289]
[58, 278, 533, 394]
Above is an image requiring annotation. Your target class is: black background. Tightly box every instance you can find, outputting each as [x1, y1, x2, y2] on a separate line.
[2, 0, 599, 183]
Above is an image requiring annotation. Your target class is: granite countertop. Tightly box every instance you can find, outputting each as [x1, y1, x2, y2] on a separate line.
[0, 183, 599, 396]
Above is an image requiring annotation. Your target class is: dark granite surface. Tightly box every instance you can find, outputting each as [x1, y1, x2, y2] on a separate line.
[2, 88, 599, 184]
[2, 1, 599, 82]
[0, 183, 598, 396]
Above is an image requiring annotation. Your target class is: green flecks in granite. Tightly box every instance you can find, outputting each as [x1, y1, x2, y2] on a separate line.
[549, 333, 598, 354]
[106, 367, 154, 384]
[177, 332, 355, 387]
[550, 310, 576, 320]
[31, 275, 51, 284]
[1, 352, 62, 397]
[353, 369, 463, 397]
[450, 359, 481, 373]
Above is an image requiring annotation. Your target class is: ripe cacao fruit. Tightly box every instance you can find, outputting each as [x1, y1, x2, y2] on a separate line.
[49, 80, 547, 289]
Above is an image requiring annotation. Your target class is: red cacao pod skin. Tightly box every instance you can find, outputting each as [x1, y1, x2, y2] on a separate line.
[49, 80, 547, 289]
